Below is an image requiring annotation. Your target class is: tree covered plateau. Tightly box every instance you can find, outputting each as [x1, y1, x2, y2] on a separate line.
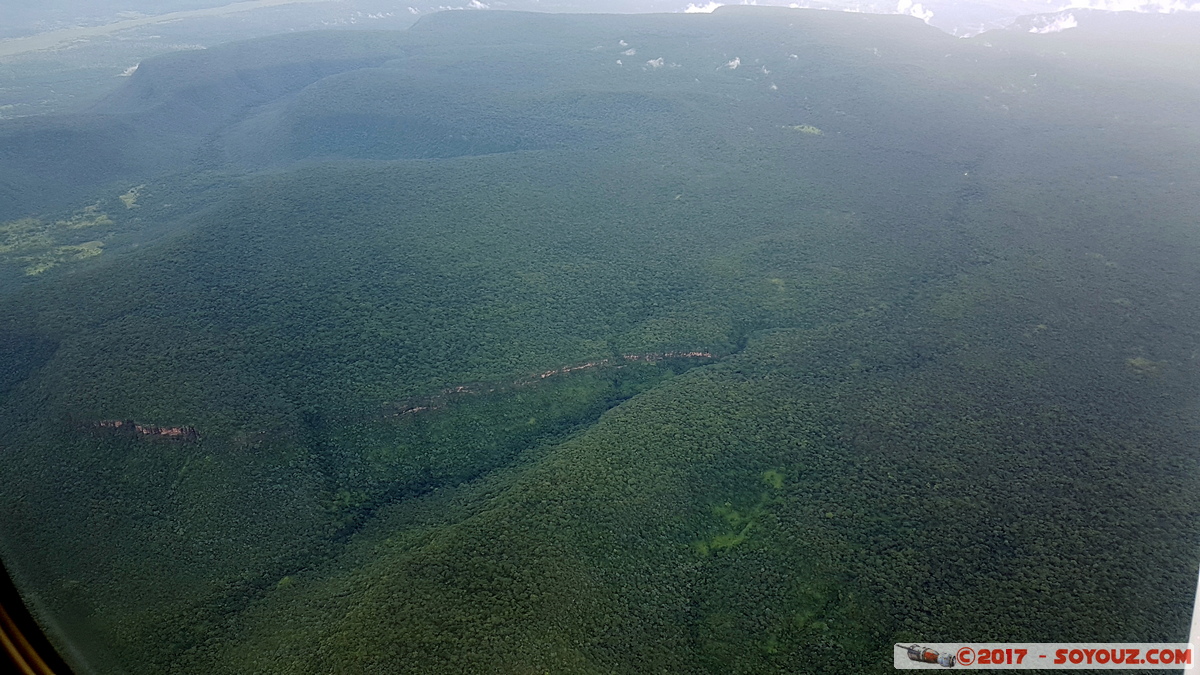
[0, 7, 1198, 674]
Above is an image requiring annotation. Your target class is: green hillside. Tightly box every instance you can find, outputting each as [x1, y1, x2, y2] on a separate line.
[0, 7, 1198, 674]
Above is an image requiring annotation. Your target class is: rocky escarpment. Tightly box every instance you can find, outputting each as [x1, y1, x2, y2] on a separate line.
[94, 419, 199, 441]
[383, 351, 716, 419]
[88, 352, 717, 440]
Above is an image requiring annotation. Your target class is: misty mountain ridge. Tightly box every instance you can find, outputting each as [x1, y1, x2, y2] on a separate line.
[3, 5, 1197, 221]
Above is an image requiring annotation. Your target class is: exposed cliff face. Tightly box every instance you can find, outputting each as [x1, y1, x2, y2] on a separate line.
[383, 352, 716, 419]
[94, 419, 200, 441]
[86, 354, 717, 437]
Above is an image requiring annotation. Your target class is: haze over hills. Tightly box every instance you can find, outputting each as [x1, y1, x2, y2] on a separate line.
[4, 5, 1197, 219]
[1, 0, 1196, 121]
[4, 0, 1197, 38]
[0, 6, 1198, 674]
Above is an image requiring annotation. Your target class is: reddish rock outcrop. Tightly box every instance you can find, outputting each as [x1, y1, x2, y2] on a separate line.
[95, 419, 200, 442]
[383, 351, 716, 420]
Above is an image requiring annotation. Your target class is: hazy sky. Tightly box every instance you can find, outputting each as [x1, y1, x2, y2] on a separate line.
[1, 0, 1198, 40]
[675, 0, 1200, 34]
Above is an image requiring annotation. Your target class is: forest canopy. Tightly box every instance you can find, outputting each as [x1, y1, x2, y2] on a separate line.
[0, 7, 1198, 674]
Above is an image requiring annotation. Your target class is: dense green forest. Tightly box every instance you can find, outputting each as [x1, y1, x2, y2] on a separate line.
[1, 7, 1198, 674]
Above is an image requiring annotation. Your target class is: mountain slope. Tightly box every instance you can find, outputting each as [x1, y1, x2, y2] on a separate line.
[0, 7, 1198, 674]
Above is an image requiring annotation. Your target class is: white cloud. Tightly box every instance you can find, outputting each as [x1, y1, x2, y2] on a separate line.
[407, 6, 420, 14]
[680, 0, 1197, 37]
[118, 63, 139, 77]
[1063, 0, 1200, 11]
[724, 56, 741, 69]
[647, 57, 665, 68]
[619, 39, 629, 47]
[468, 0, 489, 8]
[1030, 12, 1079, 32]
[623, 48, 637, 55]
[896, 0, 934, 23]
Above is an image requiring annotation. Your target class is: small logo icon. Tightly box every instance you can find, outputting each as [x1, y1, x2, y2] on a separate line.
[901, 644, 957, 668]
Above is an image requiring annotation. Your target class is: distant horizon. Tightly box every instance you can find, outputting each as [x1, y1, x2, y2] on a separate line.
[1, 0, 1198, 49]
